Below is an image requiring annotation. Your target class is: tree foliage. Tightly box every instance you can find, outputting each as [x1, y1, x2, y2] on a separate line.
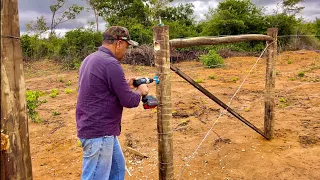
[315, 18, 320, 40]
[282, 0, 304, 15]
[201, 0, 266, 36]
[49, 0, 84, 34]
[26, 16, 48, 36]
[21, 0, 320, 66]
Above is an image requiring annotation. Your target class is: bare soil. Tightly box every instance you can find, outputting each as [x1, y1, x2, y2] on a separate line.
[24, 50, 320, 180]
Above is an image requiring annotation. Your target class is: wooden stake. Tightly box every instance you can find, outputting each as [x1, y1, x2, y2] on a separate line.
[1, 0, 33, 179]
[264, 28, 278, 140]
[153, 25, 174, 180]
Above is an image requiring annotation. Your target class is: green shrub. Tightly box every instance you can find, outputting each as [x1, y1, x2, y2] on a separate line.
[231, 77, 239, 82]
[279, 97, 286, 103]
[195, 78, 204, 83]
[199, 50, 224, 68]
[49, 89, 59, 98]
[26, 90, 46, 123]
[298, 71, 305, 77]
[65, 88, 74, 94]
[209, 75, 215, 79]
[52, 111, 61, 116]
[66, 80, 71, 86]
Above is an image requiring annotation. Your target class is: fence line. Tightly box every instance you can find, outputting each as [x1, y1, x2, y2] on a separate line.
[176, 41, 274, 179]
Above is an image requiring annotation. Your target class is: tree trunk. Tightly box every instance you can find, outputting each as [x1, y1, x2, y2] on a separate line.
[94, 8, 99, 32]
[1, 0, 33, 179]
[50, 12, 55, 35]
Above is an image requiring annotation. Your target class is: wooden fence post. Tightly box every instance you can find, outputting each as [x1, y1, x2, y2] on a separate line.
[264, 28, 278, 140]
[1, 0, 33, 179]
[153, 25, 174, 180]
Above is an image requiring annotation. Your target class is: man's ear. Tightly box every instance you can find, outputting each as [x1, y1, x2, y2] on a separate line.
[115, 41, 120, 49]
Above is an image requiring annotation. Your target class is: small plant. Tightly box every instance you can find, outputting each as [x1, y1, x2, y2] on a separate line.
[26, 90, 46, 123]
[199, 50, 224, 68]
[66, 80, 71, 86]
[134, 66, 144, 72]
[52, 111, 61, 116]
[276, 70, 280, 75]
[231, 77, 239, 83]
[49, 93, 57, 98]
[279, 97, 286, 103]
[65, 88, 74, 94]
[289, 77, 295, 81]
[195, 78, 204, 83]
[77, 140, 82, 147]
[49, 89, 59, 98]
[208, 75, 215, 79]
[287, 60, 292, 64]
[279, 97, 289, 108]
[58, 77, 64, 83]
[298, 71, 305, 77]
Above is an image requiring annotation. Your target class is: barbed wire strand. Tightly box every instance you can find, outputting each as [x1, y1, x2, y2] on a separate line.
[176, 41, 274, 179]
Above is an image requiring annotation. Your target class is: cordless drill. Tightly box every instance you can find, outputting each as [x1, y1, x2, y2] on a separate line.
[133, 77, 159, 109]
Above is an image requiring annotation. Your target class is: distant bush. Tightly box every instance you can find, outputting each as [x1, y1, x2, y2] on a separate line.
[60, 28, 102, 69]
[199, 50, 224, 68]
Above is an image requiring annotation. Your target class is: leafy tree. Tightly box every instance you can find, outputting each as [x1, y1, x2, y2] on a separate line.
[94, 0, 152, 27]
[149, 0, 173, 18]
[49, 0, 84, 34]
[93, 0, 154, 44]
[60, 28, 103, 68]
[155, 3, 195, 26]
[25, 16, 48, 36]
[201, 0, 266, 36]
[266, 13, 298, 36]
[282, 0, 304, 16]
[155, 3, 197, 39]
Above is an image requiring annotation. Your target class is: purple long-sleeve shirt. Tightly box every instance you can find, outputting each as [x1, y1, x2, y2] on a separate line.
[76, 46, 141, 138]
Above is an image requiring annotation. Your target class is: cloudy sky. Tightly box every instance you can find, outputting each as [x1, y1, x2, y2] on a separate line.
[18, 0, 320, 34]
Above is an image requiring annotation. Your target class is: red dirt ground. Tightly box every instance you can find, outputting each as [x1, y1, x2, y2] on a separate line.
[24, 50, 320, 180]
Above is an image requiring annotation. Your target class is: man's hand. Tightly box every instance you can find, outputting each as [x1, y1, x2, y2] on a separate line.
[127, 77, 136, 89]
[136, 84, 148, 96]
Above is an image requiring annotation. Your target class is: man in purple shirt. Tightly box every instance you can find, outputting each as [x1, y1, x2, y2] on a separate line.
[76, 26, 148, 180]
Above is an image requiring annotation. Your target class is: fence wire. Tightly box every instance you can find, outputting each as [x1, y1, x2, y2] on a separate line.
[176, 41, 274, 179]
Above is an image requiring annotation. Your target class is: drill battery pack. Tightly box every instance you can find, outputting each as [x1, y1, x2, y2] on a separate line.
[142, 95, 158, 109]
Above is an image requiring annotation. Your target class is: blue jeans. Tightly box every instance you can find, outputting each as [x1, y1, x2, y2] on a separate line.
[79, 136, 125, 180]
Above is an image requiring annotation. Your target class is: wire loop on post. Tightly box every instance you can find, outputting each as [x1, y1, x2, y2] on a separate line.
[1, 35, 20, 39]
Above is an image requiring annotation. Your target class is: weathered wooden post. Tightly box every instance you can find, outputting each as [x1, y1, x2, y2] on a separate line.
[1, 0, 33, 179]
[264, 28, 278, 140]
[153, 25, 174, 179]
